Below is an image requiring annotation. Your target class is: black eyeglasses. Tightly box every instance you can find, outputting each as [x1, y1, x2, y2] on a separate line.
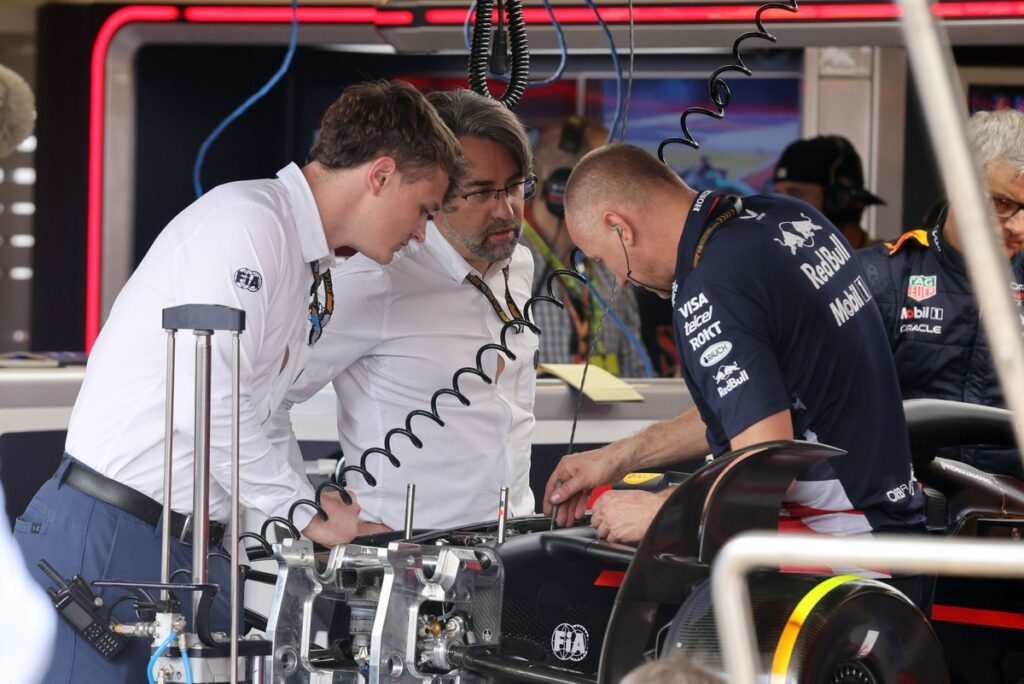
[989, 195, 1024, 220]
[460, 176, 537, 208]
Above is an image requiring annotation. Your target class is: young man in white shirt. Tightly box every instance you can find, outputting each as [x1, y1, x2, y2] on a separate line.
[270, 89, 540, 533]
[13, 80, 465, 684]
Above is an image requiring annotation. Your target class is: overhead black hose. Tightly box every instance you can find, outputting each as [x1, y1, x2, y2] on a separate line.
[657, 0, 799, 161]
[467, 0, 530, 109]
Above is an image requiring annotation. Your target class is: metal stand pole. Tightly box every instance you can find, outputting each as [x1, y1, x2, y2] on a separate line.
[230, 332, 241, 684]
[161, 330, 176, 602]
[191, 330, 213, 621]
[497, 488, 509, 544]
[403, 484, 416, 541]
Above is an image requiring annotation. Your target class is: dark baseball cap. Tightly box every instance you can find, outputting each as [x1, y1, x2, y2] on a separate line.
[772, 135, 885, 206]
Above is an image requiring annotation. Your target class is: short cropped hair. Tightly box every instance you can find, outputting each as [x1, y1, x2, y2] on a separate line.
[620, 655, 726, 684]
[307, 80, 465, 184]
[427, 89, 533, 179]
[564, 144, 682, 227]
[968, 109, 1024, 176]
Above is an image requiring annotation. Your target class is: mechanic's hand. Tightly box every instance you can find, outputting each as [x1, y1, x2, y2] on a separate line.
[302, 490, 361, 546]
[544, 442, 631, 528]
[590, 490, 665, 544]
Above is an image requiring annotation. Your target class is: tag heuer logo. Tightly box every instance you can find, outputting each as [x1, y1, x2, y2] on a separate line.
[907, 275, 937, 302]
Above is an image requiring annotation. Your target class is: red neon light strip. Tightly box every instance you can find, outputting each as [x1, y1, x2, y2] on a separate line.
[88, 5, 180, 351]
[931, 604, 1024, 630]
[425, 2, 1024, 24]
[86, 1, 1024, 350]
[183, 6, 414, 26]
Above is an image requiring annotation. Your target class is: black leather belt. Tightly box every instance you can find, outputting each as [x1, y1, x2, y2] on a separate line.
[61, 460, 225, 547]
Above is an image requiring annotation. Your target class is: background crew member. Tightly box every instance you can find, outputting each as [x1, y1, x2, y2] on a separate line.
[859, 109, 1024, 478]
[270, 89, 539, 533]
[524, 116, 647, 376]
[0, 60, 56, 684]
[544, 144, 925, 591]
[13, 80, 464, 683]
[773, 135, 885, 249]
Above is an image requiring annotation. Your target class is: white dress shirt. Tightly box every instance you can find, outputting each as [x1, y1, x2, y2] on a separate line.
[268, 223, 538, 530]
[67, 164, 332, 528]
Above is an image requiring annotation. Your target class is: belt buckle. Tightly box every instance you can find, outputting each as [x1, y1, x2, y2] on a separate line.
[179, 513, 194, 546]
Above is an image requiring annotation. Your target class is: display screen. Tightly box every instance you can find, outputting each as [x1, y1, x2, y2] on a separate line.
[63, 601, 94, 630]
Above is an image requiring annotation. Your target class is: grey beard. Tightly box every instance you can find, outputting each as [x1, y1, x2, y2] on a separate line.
[440, 217, 521, 264]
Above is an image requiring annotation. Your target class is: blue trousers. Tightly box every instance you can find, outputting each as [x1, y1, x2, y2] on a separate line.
[14, 457, 233, 684]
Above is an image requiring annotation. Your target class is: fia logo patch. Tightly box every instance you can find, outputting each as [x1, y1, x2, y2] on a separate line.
[906, 275, 937, 302]
[551, 623, 589, 662]
[234, 268, 263, 292]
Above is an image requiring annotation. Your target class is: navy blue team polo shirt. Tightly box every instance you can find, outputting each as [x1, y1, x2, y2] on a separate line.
[672, 191, 925, 536]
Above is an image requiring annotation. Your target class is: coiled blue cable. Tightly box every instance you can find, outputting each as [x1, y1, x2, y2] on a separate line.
[181, 643, 194, 684]
[192, 0, 299, 197]
[147, 630, 178, 684]
[463, 0, 567, 87]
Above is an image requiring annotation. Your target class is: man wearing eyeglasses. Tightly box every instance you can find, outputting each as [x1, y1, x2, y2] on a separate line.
[268, 89, 541, 533]
[857, 109, 1024, 478]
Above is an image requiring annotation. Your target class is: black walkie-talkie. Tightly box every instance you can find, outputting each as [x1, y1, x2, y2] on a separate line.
[38, 559, 128, 659]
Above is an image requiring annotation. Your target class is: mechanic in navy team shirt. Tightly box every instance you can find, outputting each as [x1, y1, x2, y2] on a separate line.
[543, 144, 926, 568]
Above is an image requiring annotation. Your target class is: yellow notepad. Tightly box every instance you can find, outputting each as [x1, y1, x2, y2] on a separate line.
[538, 363, 645, 402]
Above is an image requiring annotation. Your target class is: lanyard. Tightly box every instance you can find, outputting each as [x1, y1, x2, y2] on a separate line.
[465, 265, 524, 324]
[308, 261, 333, 346]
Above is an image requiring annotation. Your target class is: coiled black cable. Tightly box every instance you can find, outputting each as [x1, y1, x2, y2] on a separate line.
[467, 0, 530, 109]
[329, 267, 587, 494]
[243, 267, 590, 557]
[657, 0, 799, 162]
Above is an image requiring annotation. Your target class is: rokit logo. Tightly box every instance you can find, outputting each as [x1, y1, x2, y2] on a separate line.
[700, 340, 732, 367]
[774, 213, 823, 255]
[551, 624, 589, 662]
[688, 321, 723, 350]
[1012, 281, 1024, 301]
[714, 362, 749, 397]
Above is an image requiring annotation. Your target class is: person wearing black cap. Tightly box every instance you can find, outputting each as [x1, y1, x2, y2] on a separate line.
[772, 135, 885, 248]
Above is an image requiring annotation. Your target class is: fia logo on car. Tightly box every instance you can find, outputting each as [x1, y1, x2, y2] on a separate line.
[551, 623, 589, 662]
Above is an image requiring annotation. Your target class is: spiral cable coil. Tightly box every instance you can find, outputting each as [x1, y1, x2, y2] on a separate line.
[657, 0, 799, 162]
[330, 267, 587, 492]
[467, 0, 530, 109]
[236, 268, 588, 557]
